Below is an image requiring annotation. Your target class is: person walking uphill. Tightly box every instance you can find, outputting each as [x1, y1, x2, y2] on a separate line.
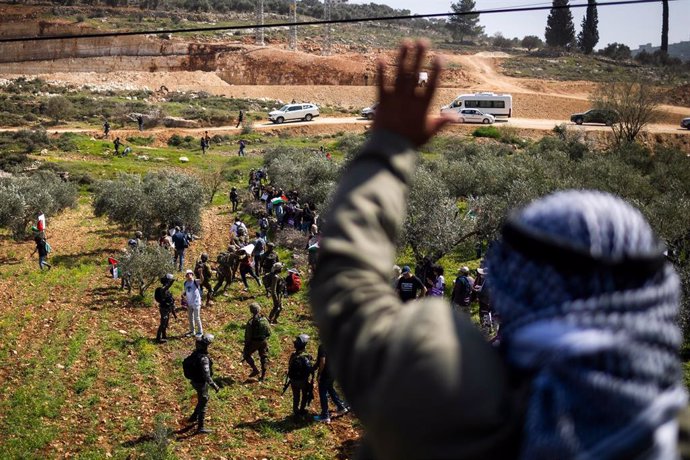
[32, 231, 51, 270]
[243, 303, 271, 381]
[285, 334, 314, 418]
[154, 273, 176, 343]
[194, 253, 214, 307]
[172, 226, 189, 272]
[309, 41, 689, 460]
[313, 343, 348, 423]
[183, 270, 203, 337]
[183, 333, 219, 434]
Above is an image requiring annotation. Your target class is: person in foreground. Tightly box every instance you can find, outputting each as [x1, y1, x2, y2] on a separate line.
[309, 40, 689, 459]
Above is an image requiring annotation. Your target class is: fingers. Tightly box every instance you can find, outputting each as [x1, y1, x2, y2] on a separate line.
[396, 40, 411, 77]
[376, 59, 387, 102]
[409, 39, 429, 84]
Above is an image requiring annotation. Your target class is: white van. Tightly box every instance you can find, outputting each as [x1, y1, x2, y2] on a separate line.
[441, 92, 513, 118]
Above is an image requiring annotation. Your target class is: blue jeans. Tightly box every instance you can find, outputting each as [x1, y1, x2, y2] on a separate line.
[175, 248, 185, 271]
[318, 378, 346, 417]
[39, 256, 50, 270]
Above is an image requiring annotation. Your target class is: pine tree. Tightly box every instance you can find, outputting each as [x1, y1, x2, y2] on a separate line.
[545, 0, 576, 48]
[577, 0, 599, 54]
[446, 0, 484, 44]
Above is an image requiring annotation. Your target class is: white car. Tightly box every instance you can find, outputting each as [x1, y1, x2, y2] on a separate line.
[268, 103, 319, 124]
[361, 103, 377, 120]
[452, 109, 496, 124]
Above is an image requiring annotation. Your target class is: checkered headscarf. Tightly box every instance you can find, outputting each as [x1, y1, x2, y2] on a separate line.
[487, 190, 686, 459]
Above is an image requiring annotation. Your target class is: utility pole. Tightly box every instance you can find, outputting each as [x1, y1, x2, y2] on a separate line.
[289, 0, 297, 50]
[256, 0, 265, 46]
[322, 0, 331, 56]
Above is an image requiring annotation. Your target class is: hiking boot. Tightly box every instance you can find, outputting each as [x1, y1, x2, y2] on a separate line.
[184, 331, 194, 338]
[197, 427, 211, 434]
[157, 338, 167, 344]
[314, 415, 331, 423]
[248, 369, 260, 378]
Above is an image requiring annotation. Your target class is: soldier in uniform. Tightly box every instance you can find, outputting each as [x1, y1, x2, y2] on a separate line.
[213, 248, 237, 295]
[184, 334, 220, 434]
[243, 303, 271, 381]
[195, 253, 214, 306]
[285, 334, 314, 418]
[261, 242, 279, 275]
[264, 262, 285, 324]
[154, 273, 176, 343]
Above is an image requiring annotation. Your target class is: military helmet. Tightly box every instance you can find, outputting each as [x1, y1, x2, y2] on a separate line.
[294, 334, 309, 349]
[201, 253, 209, 262]
[197, 333, 214, 345]
[272, 262, 284, 273]
[135, 231, 143, 239]
[249, 302, 261, 314]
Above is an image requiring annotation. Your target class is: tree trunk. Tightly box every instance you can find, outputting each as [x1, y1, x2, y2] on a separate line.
[661, 0, 669, 53]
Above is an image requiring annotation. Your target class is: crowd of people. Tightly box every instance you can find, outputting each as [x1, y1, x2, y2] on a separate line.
[105, 162, 347, 435]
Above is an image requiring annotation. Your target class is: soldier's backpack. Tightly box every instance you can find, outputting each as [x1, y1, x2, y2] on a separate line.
[288, 352, 313, 381]
[182, 351, 213, 381]
[285, 271, 302, 294]
[194, 260, 204, 279]
[251, 316, 272, 339]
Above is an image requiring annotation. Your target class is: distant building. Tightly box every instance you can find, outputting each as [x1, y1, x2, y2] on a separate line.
[633, 40, 690, 62]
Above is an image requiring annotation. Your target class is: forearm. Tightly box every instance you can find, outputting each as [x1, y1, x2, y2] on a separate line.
[310, 131, 416, 407]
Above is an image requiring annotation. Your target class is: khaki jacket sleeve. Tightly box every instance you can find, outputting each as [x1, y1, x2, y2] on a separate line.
[310, 131, 524, 460]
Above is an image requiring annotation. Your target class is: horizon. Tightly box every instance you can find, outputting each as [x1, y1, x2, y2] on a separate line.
[347, 0, 690, 50]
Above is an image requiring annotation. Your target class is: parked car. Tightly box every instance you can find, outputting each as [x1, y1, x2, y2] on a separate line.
[681, 117, 690, 129]
[453, 109, 496, 124]
[268, 103, 319, 124]
[361, 103, 377, 120]
[570, 109, 618, 126]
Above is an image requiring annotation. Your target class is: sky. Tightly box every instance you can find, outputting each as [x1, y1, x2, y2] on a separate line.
[347, 0, 690, 49]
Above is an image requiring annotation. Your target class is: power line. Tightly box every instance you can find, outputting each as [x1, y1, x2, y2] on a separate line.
[0, 0, 681, 44]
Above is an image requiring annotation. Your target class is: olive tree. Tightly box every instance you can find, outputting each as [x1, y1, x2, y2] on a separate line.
[93, 171, 205, 237]
[591, 79, 660, 146]
[118, 245, 174, 296]
[264, 146, 341, 210]
[44, 96, 74, 125]
[402, 166, 476, 263]
[0, 172, 77, 238]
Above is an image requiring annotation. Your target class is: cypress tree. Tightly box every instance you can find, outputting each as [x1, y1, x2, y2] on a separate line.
[577, 0, 599, 54]
[545, 0, 576, 48]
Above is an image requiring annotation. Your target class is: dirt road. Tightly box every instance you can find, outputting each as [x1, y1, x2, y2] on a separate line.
[4, 116, 687, 137]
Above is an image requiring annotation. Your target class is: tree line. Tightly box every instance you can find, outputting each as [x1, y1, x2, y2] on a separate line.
[447, 0, 673, 56]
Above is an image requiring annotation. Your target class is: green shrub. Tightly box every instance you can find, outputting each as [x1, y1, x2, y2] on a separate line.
[0, 111, 26, 127]
[0, 153, 31, 172]
[55, 133, 78, 152]
[0, 172, 78, 238]
[166, 134, 196, 149]
[472, 126, 501, 139]
[126, 136, 155, 146]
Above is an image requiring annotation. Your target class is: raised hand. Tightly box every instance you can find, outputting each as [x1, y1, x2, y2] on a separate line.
[373, 40, 451, 147]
